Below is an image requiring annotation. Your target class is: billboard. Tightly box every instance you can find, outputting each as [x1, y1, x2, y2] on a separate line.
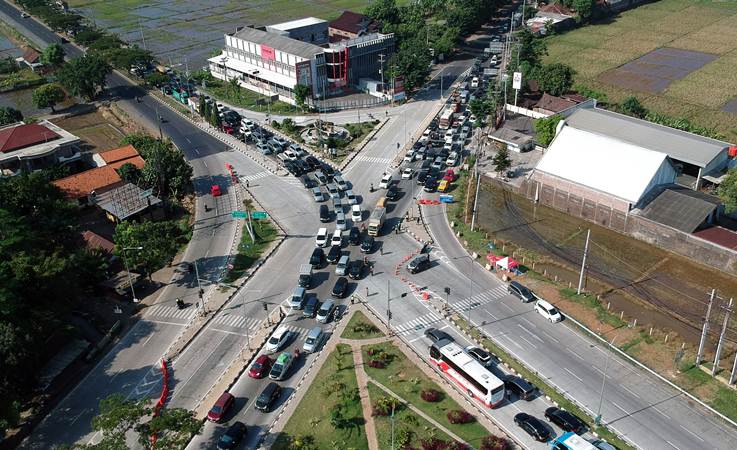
[295, 60, 312, 87]
[512, 71, 522, 90]
[392, 75, 405, 100]
[261, 44, 275, 61]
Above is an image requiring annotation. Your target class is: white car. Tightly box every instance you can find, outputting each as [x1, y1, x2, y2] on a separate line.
[446, 152, 458, 166]
[283, 149, 297, 160]
[403, 151, 415, 163]
[316, 228, 328, 247]
[331, 229, 342, 247]
[535, 299, 562, 323]
[336, 212, 347, 231]
[351, 204, 362, 222]
[379, 173, 392, 189]
[266, 327, 290, 353]
[402, 167, 413, 179]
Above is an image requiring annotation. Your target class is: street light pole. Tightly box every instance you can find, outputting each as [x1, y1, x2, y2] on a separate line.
[193, 259, 204, 312]
[386, 279, 392, 333]
[122, 246, 143, 303]
[595, 327, 629, 425]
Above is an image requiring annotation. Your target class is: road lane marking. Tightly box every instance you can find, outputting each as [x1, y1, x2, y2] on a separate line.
[652, 406, 671, 419]
[517, 334, 537, 349]
[499, 302, 514, 312]
[485, 310, 498, 320]
[203, 161, 208, 168]
[566, 347, 585, 361]
[539, 330, 560, 343]
[621, 385, 639, 398]
[142, 333, 155, 346]
[517, 324, 544, 342]
[409, 336, 424, 343]
[666, 440, 681, 450]
[611, 401, 629, 414]
[194, 148, 200, 155]
[563, 367, 583, 382]
[186, 137, 192, 143]
[679, 425, 704, 442]
[520, 317, 536, 328]
[591, 365, 611, 379]
[145, 319, 188, 326]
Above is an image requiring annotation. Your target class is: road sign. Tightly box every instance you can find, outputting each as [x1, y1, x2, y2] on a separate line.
[512, 71, 522, 90]
[231, 211, 248, 219]
[251, 211, 268, 219]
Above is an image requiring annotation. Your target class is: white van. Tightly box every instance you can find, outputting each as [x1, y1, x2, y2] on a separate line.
[351, 204, 362, 222]
[316, 228, 328, 247]
[331, 229, 342, 247]
[535, 299, 563, 323]
[379, 173, 392, 189]
[303, 326, 324, 353]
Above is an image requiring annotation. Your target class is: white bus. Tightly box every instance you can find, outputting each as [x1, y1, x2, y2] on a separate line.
[551, 432, 598, 450]
[429, 339, 505, 407]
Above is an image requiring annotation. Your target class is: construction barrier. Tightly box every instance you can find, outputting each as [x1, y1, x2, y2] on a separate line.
[150, 359, 169, 449]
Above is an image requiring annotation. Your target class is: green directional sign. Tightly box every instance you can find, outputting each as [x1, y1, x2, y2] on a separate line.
[251, 211, 268, 219]
[231, 211, 248, 219]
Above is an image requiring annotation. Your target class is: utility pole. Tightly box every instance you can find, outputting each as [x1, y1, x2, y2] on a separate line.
[712, 298, 733, 376]
[470, 174, 481, 231]
[386, 279, 392, 333]
[378, 53, 386, 99]
[696, 289, 716, 365]
[730, 349, 737, 385]
[194, 259, 205, 313]
[577, 229, 591, 295]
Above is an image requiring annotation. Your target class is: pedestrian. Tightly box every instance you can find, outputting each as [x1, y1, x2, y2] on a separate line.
[385, 110, 388, 117]
[380, 247, 384, 256]
[246, 179, 250, 188]
[370, 267, 374, 277]
[365, 286, 369, 297]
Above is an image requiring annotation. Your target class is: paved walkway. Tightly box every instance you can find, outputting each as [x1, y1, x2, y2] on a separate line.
[350, 343, 381, 450]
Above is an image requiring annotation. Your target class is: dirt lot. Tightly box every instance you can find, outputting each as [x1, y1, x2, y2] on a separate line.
[476, 183, 737, 354]
[51, 106, 138, 153]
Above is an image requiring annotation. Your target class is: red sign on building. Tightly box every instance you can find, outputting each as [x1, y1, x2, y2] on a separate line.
[261, 45, 275, 61]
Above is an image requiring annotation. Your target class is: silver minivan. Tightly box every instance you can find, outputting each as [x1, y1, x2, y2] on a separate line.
[290, 286, 306, 310]
[302, 326, 324, 353]
[336, 255, 349, 276]
[316, 299, 335, 323]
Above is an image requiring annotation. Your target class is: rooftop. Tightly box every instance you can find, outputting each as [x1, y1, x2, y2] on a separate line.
[565, 108, 731, 168]
[0, 122, 60, 153]
[95, 183, 161, 221]
[535, 93, 578, 113]
[269, 17, 326, 31]
[99, 144, 140, 164]
[53, 149, 145, 199]
[639, 186, 719, 233]
[232, 26, 324, 60]
[329, 10, 377, 34]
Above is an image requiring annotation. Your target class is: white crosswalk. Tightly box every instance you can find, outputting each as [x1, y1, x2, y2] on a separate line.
[450, 285, 507, 312]
[283, 325, 309, 340]
[393, 311, 443, 335]
[145, 304, 197, 321]
[239, 171, 271, 183]
[212, 313, 262, 330]
[354, 155, 393, 164]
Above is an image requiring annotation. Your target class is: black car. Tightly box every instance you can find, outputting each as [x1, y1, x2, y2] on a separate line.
[349, 227, 361, 245]
[348, 260, 364, 279]
[319, 204, 331, 222]
[310, 247, 325, 268]
[255, 382, 282, 412]
[407, 254, 430, 274]
[217, 421, 247, 449]
[305, 155, 320, 170]
[417, 169, 430, 185]
[466, 346, 493, 366]
[327, 245, 342, 264]
[360, 235, 374, 253]
[424, 327, 453, 342]
[300, 175, 314, 188]
[421, 160, 432, 170]
[295, 159, 310, 173]
[508, 281, 535, 303]
[386, 185, 400, 201]
[544, 407, 586, 434]
[514, 413, 550, 442]
[504, 375, 536, 401]
[423, 177, 438, 192]
[332, 276, 348, 298]
[322, 163, 335, 179]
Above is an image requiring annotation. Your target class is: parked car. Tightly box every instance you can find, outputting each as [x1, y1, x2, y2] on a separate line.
[504, 375, 536, 400]
[535, 299, 563, 323]
[248, 354, 273, 379]
[424, 327, 453, 342]
[336, 212, 348, 231]
[319, 204, 331, 223]
[508, 281, 535, 303]
[345, 190, 358, 205]
[361, 235, 374, 253]
[591, 440, 619, 450]
[310, 247, 325, 268]
[316, 227, 328, 247]
[327, 245, 342, 264]
[423, 177, 438, 192]
[379, 173, 392, 189]
[402, 167, 414, 179]
[314, 170, 327, 184]
[303, 326, 325, 353]
[290, 286, 306, 310]
[317, 299, 335, 323]
[332, 277, 348, 298]
[207, 392, 235, 422]
[408, 254, 430, 274]
[466, 346, 493, 366]
[351, 204, 362, 222]
[514, 413, 550, 442]
[349, 226, 361, 245]
[334, 174, 348, 191]
[386, 185, 400, 201]
[336, 255, 349, 276]
[299, 174, 314, 188]
[348, 260, 363, 279]
[265, 327, 290, 353]
[312, 186, 325, 202]
[331, 229, 343, 247]
[303, 296, 318, 318]
[545, 407, 586, 434]
[255, 382, 282, 412]
[217, 421, 247, 449]
[327, 183, 340, 199]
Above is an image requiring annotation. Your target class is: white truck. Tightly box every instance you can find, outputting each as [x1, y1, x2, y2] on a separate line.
[367, 207, 386, 236]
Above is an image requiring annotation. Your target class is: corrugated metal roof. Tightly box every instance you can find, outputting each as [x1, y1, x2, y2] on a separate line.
[269, 17, 326, 31]
[534, 125, 673, 204]
[639, 187, 718, 233]
[232, 27, 323, 60]
[565, 108, 730, 168]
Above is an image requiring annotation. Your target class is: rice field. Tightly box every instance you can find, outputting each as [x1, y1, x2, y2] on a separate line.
[544, 0, 737, 142]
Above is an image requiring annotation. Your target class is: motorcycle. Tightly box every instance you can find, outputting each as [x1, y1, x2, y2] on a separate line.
[176, 298, 185, 309]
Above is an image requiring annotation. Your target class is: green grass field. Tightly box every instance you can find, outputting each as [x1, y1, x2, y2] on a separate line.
[341, 311, 386, 340]
[544, 0, 737, 141]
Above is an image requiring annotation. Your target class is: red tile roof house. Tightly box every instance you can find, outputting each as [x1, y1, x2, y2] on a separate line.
[329, 11, 381, 41]
[52, 145, 145, 204]
[15, 47, 43, 71]
[0, 120, 82, 177]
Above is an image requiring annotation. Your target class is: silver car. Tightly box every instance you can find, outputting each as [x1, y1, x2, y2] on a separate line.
[312, 187, 325, 202]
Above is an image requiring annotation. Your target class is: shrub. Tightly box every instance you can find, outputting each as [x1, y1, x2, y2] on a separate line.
[368, 359, 385, 369]
[447, 409, 475, 424]
[371, 395, 401, 416]
[420, 389, 442, 402]
[480, 435, 511, 450]
[419, 437, 468, 450]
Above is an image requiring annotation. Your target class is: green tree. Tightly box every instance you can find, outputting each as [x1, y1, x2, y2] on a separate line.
[32, 83, 66, 112]
[294, 84, 310, 110]
[365, 0, 400, 26]
[0, 106, 22, 126]
[40, 43, 65, 66]
[573, 0, 596, 22]
[117, 162, 141, 185]
[113, 220, 189, 277]
[620, 96, 648, 119]
[516, 28, 547, 66]
[198, 94, 207, 116]
[492, 144, 512, 175]
[534, 115, 562, 147]
[56, 54, 112, 101]
[104, 46, 153, 71]
[145, 71, 169, 87]
[718, 169, 737, 213]
[533, 63, 575, 96]
[120, 134, 193, 198]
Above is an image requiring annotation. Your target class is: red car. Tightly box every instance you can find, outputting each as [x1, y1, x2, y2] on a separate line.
[207, 391, 234, 422]
[211, 184, 222, 197]
[443, 170, 456, 182]
[248, 354, 273, 379]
